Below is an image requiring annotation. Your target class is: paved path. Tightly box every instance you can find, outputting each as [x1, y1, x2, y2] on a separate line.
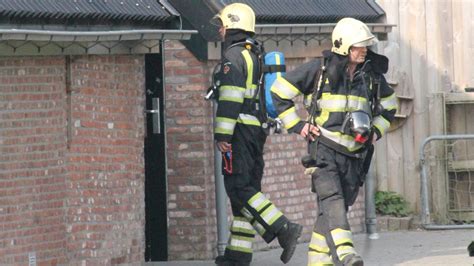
[152, 229, 473, 266]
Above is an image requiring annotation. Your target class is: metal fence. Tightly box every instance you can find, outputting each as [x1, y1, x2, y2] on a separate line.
[420, 135, 474, 229]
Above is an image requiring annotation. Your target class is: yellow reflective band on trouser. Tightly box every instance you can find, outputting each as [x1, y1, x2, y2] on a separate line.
[279, 106, 301, 129]
[252, 220, 266, 236]
[237, 113, 261, 126]
[241, 207, 267, 236]
[309, 232, 330, 253]
[373, 115, 390, 136]
[330, 228, 353, 246]
[248, 192, 271, 212]
[318, 127, 364, 152]
[380, 93, 398, 111]
[271, 77, 302, 100]
[336, 245, 357, 261]
[231, 217, 256, 235]
[247, 192, 283, 226]
[227, 235, 254, 254]
[308, 251, 333, 266]
[219, 85, 246, 103]
[260, 204, 283, 226]
[241, 207, 253, 220]
[215, 117, 237, 135]
[241, 49, 254, 90]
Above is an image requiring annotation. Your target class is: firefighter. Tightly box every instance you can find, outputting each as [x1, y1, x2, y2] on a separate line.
[211, 3, 303, 266]
[270, 18, 398, 266]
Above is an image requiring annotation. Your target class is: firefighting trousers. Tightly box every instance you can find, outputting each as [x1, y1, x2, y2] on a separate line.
[308, 141, 365, 265]
[221, 125, 288, 263]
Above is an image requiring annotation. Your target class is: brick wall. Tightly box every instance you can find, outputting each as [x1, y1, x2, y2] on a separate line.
[0, 55, 146, 264]
[66, 55, 145, 264]
[164, 41, 366, 260]
[0, 57, 68, 264]
[164, 41, 217, 260]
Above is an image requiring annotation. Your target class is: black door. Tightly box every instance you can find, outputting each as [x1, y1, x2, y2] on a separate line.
[144, 53, 167, 261]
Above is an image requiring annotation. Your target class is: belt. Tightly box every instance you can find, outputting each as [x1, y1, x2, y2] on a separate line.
[317, 135, 366, 158]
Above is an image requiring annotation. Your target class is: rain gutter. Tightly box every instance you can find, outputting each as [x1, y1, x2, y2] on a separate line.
[0, 28, 197, 42]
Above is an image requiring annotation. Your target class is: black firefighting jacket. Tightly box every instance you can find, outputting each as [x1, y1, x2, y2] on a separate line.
[270, 50, 398, 154]
[214, 38, 263, 143]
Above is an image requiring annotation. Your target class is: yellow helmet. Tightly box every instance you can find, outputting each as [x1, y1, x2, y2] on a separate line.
[212, 3, 255, 33]
[331, 17, 378, 56]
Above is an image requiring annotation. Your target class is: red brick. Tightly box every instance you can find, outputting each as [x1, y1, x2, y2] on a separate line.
[174, 67, 205, 76]
[0, 55, 145, 264]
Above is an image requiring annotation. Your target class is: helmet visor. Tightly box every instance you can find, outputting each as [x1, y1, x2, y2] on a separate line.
[352, 37, 378, 48]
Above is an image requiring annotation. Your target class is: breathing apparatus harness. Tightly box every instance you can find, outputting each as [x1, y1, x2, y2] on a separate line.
[305, 56, 382, 163]
[340, 60, 375, 144]
[206, 38, 284, 135]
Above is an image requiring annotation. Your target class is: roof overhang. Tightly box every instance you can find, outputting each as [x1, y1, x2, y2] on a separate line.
[255, 23, 394, 41]
[0, 28, 197, 56]
[208, 23, 395, 60]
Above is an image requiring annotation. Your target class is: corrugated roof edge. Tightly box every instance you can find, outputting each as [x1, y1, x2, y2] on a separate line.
[218, 0, 385, 24]
[0, 0, 175, 25]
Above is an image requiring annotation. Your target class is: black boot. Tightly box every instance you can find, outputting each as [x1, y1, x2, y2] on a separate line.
[215, 255, 226, 265]
[277, 222, 303, 264]
[215, 255, 250, 266]
[342, 254, 364, 266]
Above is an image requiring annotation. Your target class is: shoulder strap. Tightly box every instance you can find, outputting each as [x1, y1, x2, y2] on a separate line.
[225, 38, 264, 55]
[314, 58, 327, 102]
[224, 39, 264, 96]
[307, 58, 327, 125]
[371, 74, 383, 116]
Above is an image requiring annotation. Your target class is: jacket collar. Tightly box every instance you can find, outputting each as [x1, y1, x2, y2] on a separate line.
[223, 29, 254, 51]
[322, 49, 389, 85]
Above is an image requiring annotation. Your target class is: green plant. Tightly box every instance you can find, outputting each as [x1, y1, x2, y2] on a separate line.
[375, 191, 410, 217]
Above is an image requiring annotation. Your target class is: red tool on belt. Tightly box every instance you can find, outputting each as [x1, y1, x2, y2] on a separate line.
[222, 151, 232, 174]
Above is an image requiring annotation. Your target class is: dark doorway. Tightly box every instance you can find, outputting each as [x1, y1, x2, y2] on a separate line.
[144, 52, 167, 261]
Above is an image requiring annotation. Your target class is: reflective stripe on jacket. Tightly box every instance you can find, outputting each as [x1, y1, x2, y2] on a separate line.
[214, 44, 262, 142]
[270, 50, 397, 154]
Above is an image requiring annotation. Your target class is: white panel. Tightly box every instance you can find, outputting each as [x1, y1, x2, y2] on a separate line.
[0, 40, 161, 56]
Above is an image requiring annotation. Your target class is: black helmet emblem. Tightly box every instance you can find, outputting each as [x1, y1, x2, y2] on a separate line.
[334, 38, 342, 48]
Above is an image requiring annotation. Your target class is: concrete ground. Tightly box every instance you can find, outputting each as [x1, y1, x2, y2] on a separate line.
[153, 229, 473, 266]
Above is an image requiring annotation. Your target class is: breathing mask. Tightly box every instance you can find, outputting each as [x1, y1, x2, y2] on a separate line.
[341, 110, 372, 144]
